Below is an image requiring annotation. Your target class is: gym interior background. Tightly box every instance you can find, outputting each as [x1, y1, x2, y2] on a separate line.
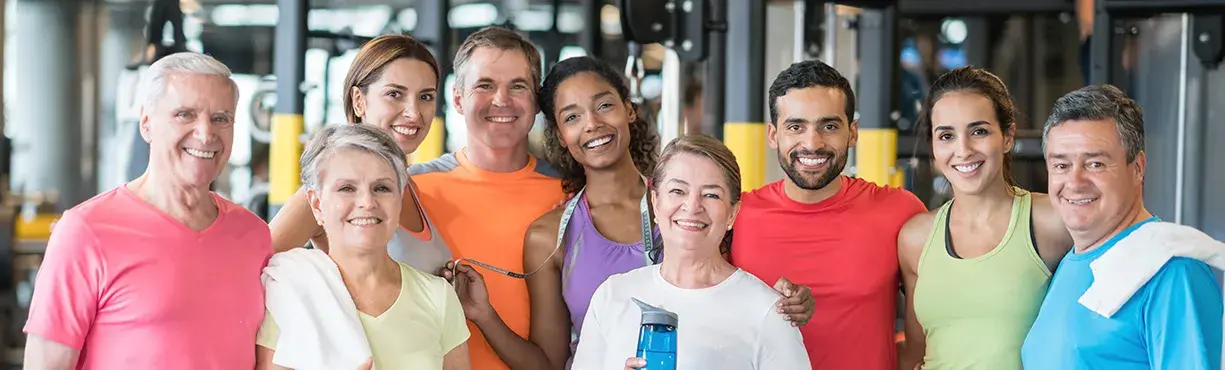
[0, 0, 1222, 365]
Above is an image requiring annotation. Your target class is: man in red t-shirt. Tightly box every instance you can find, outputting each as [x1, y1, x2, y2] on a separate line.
[730, 60, 926, 370]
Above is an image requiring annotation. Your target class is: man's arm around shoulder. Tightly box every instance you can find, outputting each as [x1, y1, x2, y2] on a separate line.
[1143, 257, 1223, 370]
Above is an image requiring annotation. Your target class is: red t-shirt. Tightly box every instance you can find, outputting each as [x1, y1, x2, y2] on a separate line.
[730, 176, 926, 370]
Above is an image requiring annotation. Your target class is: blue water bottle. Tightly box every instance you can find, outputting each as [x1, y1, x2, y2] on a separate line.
[632, 297, 678, 370]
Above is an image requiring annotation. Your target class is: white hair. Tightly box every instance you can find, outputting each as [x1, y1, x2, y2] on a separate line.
[300, 124, 409, 192]
[138, 52, 239, 110]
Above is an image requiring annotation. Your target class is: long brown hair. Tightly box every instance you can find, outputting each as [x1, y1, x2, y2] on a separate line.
[650, 134, 742, 255]
[342, 34, 440, 124]
[917, 66, 1020, 188]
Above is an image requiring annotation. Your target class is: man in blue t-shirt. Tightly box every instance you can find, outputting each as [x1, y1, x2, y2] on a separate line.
[1022, 84, 1223, 369]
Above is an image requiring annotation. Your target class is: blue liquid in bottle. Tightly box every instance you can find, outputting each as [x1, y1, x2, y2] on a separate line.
[632, 298, 677, 370]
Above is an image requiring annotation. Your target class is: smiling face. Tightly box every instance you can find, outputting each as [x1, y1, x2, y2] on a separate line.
[454, 46, 538, 151]
[1044, 119, 1146, 243]
[767, 86, 857, 190]
[308, 148, 404, 252]
[652, 152, 739, 253]
[930, 91, 1014, 195]
[553, 72, 636, 170]
[140, 73, 237, 188]
[350, 58, 439, 154]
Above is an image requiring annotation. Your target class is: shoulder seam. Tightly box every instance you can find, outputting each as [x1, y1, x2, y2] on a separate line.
[533, 156, 562, 179]
[408, 153, 460, 176]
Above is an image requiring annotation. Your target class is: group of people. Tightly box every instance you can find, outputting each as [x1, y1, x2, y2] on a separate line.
[17, 24, 1224, 370]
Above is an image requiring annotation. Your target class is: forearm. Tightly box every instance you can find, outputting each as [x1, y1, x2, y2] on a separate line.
[898, 340, 925, 370]
[267, 188, 320, 253]
[473, 316, 559, 370]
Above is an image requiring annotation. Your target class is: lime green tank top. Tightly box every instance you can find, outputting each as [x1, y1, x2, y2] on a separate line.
[912, 188, 1052, 370]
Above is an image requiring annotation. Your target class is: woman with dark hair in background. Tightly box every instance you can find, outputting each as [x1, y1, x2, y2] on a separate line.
[443, 56, 814, 369]
[268, 34, 453, 274]
[897, 66, 1073, 370]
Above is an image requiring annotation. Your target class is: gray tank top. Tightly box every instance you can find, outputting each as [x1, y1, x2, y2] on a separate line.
[387, 181, 452, 275]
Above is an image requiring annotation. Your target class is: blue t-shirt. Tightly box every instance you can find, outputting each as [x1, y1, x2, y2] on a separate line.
[1021, 217, 1223, 369]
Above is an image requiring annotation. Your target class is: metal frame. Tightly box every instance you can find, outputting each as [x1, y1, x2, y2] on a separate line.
[705, 0, 727, 137]
[832, 0, 1072, 16]
[1092, 0, 1225, 85]
[274, 0, 306, 121]
[415, 0, 452, 121]
[724, 0, 765, 125]
[580, 0, 604, 59]
[855, 6, 899, 133]
[1101, 0, 1225, 15]
[268, 0, 307, 218]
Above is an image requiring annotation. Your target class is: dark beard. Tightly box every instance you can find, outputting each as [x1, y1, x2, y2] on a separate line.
[779, 148, 846, 190]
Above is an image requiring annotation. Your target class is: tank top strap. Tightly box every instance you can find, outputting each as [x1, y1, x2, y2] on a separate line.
[920, 188, 1044, 268]
[561, 198, 594, 291]
[917, 200, 955, 269]
[404, 180, 432, 236]
[386, 178, 453, 274]
[1005, 187, 1047, 272]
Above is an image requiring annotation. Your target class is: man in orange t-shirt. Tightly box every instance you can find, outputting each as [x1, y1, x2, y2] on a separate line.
[410, 27, 565, 370]
[730, 60, 926, 370]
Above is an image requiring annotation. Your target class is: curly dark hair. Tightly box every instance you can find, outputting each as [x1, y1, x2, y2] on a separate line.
[539, 56, 660, 195]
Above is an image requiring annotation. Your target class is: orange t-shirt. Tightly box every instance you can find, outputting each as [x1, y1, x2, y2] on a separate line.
[409, 150, 565, 370]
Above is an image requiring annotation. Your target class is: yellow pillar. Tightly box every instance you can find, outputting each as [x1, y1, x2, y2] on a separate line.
[269, 114, 304, 205]
[412, 116, 445, 163]
[724, 122, 766, 192]
[855, 128, 898, 187]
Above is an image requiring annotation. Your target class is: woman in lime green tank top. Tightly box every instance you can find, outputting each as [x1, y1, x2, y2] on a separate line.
[896, 66, 1075, 370]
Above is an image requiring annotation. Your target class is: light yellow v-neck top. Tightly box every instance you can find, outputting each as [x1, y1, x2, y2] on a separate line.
[257, 262, 470, 369]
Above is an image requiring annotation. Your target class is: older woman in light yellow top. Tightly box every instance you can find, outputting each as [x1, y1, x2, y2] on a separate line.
[255, 124, 470, 370]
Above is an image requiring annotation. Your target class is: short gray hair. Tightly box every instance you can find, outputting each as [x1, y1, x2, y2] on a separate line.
[138, 52, 239, 110]
[300, 124, 409, 191]
[1042, 84, 1145, 163]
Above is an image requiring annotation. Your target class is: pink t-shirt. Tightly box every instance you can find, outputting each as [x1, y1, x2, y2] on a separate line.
[23, 186, 272, 369]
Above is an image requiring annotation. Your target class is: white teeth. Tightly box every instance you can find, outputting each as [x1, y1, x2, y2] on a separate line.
[674, 220, 708, 229]
[797, 157, 829, 166]
[347, 217, 381, 226]
[486, 116, 516, 123]
[584, 135, 613, 149]
[183, 148, 216, 159]
[954, 162, 982, 173]
[393, 126, 419, 136]
[1065, 198, 1095, 205]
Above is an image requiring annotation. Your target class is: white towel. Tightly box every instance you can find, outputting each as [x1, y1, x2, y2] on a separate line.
[1080, 221, 1225, 318]
[262, 248, 374, 369]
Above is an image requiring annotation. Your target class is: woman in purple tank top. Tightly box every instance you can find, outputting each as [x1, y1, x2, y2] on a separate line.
[470, 57, 816, 369]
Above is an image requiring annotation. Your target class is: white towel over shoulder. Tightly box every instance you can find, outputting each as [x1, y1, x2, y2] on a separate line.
[1080, 221, 1225, 318]
[262, 248, 373, 369]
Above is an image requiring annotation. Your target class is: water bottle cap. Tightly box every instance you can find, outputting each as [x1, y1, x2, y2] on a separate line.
[632, 297, 678, 328]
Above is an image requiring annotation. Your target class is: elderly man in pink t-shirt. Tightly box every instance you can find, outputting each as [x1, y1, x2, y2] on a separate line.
[21, 52, 272, 369]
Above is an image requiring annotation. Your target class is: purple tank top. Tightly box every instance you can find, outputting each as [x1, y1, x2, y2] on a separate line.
[560, 197, 662, 343]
